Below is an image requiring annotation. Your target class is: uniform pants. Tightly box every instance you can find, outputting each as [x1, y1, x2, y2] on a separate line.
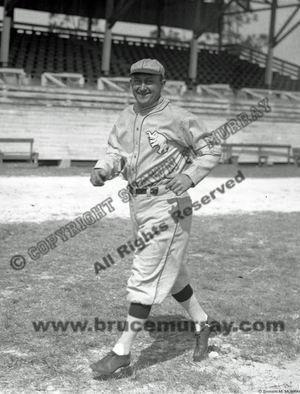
[127, 189, 193, 305]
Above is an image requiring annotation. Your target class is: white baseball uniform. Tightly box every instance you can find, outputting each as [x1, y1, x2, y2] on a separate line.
[95, 96, 221, 305]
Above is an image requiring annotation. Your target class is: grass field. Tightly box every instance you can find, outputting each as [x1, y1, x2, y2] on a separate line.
[0, 165, 300, 394]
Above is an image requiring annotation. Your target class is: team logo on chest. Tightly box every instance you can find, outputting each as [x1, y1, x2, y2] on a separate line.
[146, 130, 169, 155]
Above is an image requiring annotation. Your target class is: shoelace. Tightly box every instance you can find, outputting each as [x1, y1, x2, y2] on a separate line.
[195, 333, 201, 347]
[195, 322, 211, 342]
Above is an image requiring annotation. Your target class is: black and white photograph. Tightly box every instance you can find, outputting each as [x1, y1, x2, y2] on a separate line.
[0, 1, 299, 393]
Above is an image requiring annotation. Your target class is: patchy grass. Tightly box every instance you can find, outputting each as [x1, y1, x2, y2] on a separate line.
[1, 212, 300, 393]
[0, 163, 299, 178]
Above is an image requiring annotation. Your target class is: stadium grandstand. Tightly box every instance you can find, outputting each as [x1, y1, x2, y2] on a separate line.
[0, 0, 300, 166]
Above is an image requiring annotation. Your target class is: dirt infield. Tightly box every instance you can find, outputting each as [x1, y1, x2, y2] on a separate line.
[0, 167, 299, 223]
[1, 165, 300, 394]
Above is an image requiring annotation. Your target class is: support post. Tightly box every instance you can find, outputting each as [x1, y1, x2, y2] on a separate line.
[101, 0, 114, 76]
[218, 0, 223, 51]
[0, 0, 13, 67]
[157, 25, 161, 44]
[87, 17, 92, 37]
[188, 0, 202, 89]
[189, 35, 198, 83]
[265, 0, 277, 88]
[156, 1, 163, 45]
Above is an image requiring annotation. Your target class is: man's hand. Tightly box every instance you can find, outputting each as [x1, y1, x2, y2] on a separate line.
[165, 173, 193, 196]
[90, 168, 107, 187]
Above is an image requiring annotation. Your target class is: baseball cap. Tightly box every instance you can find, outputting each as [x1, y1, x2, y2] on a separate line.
[130, 59, 165, 78]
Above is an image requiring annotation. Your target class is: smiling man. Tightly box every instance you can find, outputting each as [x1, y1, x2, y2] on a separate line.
[131, 70, 164, 108]
[90, 59, 222, 375]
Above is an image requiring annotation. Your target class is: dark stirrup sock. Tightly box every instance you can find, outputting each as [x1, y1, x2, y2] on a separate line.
[172, 284, 193, 303]
[129, 302, 152, 319]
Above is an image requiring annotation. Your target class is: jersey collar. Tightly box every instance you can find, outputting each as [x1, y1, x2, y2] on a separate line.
[134, 96, 169, 116]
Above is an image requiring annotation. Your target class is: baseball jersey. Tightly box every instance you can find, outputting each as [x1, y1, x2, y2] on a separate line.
[95, 96, 221, 188]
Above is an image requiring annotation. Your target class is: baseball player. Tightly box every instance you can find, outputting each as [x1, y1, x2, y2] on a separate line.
[90, 59, 221, 375]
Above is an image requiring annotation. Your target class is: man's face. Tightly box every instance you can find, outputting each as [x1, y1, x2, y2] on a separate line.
[130, 73, 165, 109]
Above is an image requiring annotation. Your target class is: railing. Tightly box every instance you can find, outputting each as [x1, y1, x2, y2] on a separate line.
[241, 87, 300, 102]
[97, 77, 187, 95]
[224, 44, 300, 80]
[41, 72, 85, 88]
[0, 68, 27, 86]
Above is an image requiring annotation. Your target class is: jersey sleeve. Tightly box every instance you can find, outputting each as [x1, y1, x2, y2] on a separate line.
[94, 124, 125, 180]
[180, 114, 222, 186]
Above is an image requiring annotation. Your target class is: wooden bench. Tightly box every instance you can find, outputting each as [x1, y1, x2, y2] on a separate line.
[41, 72, 85, 88]
[0, 138, 39, 166]
[0, 68, 27, 86]
[222, 143, 292, 165]
[292, 148, 300, 167]
[241, 88, 300, 102]
[97, 76, 127, 92]
[197, 84, 232, 98]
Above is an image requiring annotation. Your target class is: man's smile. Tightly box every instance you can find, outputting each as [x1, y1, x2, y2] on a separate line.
[130, 73, 164, 108]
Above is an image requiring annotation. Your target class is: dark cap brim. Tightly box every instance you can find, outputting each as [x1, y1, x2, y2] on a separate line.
[129, 69, 164, 76]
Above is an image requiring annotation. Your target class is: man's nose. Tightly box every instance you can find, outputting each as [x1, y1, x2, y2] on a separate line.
[139, 82, 147, 91]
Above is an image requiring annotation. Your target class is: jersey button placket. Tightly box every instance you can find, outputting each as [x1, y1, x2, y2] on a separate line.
[132, 117, 141, 181]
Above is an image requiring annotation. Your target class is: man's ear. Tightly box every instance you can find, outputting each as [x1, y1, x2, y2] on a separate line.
[161, 79, 166, 89]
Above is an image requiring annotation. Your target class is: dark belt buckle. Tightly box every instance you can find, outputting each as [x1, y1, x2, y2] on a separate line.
[127, 185, 136, 197]
[150, 187, 158, 196]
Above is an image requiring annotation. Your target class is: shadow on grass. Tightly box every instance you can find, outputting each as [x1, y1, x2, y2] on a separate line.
[136, 314, 195, 370]
[92, 313, 219, 380]
[93, 366, 134, 381]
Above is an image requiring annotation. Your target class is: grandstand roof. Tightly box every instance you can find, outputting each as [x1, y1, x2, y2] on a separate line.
[0, 0, 220, 32]
[1, 1, 300, 39]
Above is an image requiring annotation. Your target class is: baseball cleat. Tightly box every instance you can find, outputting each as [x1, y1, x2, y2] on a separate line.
[90, 351, 131, 375]
[193, 315, 215, 362]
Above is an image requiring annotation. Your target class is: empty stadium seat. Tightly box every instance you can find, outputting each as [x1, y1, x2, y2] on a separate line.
[3, 29, 300, 91]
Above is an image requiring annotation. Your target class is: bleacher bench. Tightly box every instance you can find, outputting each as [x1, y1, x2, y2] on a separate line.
[0, 68, 27, 86]
[41, 72, 85, 88]
[0, 138, 39, 165]
[292, 148, 300, 167]
[222, 143, 292, 165]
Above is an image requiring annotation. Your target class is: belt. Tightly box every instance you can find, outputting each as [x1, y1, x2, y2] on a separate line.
[127, 185, 159, 196]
